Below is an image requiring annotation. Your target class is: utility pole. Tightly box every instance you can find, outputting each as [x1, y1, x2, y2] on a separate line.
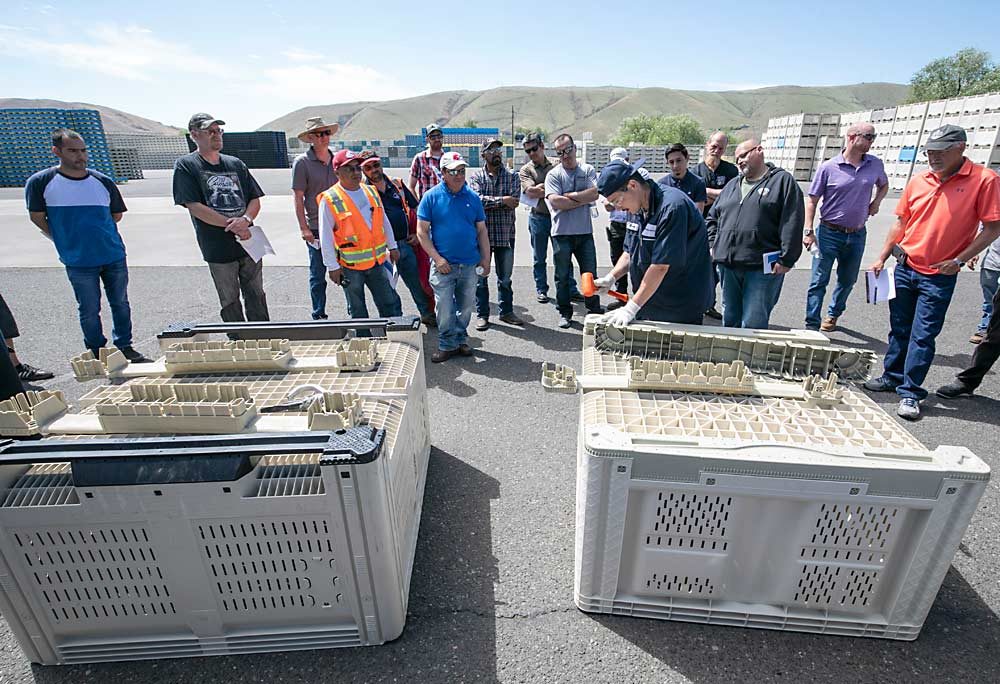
[511, 105, 515, 169]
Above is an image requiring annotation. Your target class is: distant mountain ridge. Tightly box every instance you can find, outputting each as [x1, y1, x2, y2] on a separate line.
[259, 83, 910, 142]
[0, 98, 182, 136]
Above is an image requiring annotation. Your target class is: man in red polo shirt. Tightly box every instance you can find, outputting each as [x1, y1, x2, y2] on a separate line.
[864, 125, 1000, 420]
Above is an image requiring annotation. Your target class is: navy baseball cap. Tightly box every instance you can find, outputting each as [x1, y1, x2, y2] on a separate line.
[597, 159, 644, 196]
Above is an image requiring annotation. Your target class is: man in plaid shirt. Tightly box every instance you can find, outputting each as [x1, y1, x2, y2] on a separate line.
[408, 123, 445, 199]
[469, 138, 524, 329]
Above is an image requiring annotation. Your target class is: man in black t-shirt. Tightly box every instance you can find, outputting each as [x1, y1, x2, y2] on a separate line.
[694, 132, 739, 320]
[173, 113, 268, 322]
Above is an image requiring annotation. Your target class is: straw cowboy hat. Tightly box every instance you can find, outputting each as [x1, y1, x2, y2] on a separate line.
[297, 117, 341, 142]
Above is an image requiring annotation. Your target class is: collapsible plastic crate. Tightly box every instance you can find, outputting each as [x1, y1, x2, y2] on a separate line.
[565, 318, 989, 640]
[0, 317, 431, 665]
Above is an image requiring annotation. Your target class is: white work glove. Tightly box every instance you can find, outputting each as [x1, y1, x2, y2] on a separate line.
[603, 300, 640, 327]
[593, 273, 616, 290]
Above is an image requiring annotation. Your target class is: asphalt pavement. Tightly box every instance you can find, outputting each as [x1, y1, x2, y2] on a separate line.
[0, 169, 998, 684]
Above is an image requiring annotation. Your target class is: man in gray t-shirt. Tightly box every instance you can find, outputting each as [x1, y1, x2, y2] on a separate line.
[291, 117, 339, 319]
[544, 133, 603, 326]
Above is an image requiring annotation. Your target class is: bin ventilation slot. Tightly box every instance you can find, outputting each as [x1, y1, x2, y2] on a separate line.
[252, 454, 326, 497]
[2, 463, 78, 507]
[645, 573, 715, 596]
[794, 564, 881, 608]
[11, 524, 174, 623]
[646, 491, 730, 551]
[196, 517, 334, 614]
[810, 503, 898, 550]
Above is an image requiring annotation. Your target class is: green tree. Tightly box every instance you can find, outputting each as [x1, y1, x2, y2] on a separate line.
[460, 118, 479, 128]
[609, 114, 705, 146]
[908, 48, 1000, 102]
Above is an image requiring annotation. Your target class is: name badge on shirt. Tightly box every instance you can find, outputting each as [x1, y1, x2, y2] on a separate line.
[641, 224, 657, 238]
[626, 221, 640, 232]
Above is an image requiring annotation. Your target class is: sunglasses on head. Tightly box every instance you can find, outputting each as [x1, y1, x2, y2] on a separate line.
[524, 145, 539, 154]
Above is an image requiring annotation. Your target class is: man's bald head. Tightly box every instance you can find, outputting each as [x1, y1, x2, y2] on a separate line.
[845, 122, 876, 155]
[706, 131, 729, 159]
[734, 137, 765, 177]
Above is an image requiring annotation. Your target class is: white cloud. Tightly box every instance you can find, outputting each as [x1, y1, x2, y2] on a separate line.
[255, 63, 410, 105]
[281, 49, 324, 62]
[0, 24, 204, 80]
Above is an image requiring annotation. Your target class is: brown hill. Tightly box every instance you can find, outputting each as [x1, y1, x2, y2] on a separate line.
[0, 98, 182, 136]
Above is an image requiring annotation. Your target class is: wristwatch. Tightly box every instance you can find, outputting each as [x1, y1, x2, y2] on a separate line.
[242, 214, 254, 226]
[952, 258, 965, 267]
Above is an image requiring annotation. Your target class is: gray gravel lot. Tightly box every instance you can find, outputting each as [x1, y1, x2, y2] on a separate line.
[0, 262, 997, 684]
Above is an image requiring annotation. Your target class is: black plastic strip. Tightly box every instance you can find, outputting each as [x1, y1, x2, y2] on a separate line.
[0, 428, 384, 486]
[157, 317, 419, 341]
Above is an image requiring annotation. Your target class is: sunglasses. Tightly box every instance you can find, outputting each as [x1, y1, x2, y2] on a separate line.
[311, 130, 333, 138]
[428, 133, 443, 140]
[853, 133, 877, 141]
[445, 168, 466, 176]
[524, 145, 539, 154]
[555, 145, 575, 157]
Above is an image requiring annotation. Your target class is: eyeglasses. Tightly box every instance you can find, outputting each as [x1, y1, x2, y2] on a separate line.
[311, 130, 333, 138]
[200, 128, 223, 136]
[484, 146, 503, 155]
[735, 146, 760, 162]
[445, 168, 466, 176]
[524, 145, 539, 154]
[852, 133, 877, 141]
[554, 145, 575, 157]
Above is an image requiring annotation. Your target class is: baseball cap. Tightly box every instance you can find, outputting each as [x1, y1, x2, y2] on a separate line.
[481, 138, 503, 152]
[609, 147, 629, 162]
[597, 159, 644, 197]
[440, 151, 468, 171]
[358, 150, 380, 167]
[426, 124, 442, 137]
[333, 149, 361, 170]
[924, 124, 967, 151]
[188, 113, 225, 130]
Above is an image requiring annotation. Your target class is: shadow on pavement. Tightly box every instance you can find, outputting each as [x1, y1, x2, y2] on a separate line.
[592, 565, 998, 682]
[31, 448, 501, 684]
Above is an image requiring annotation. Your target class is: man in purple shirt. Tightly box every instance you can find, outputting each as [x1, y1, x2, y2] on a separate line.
[804, 122, 889, 331]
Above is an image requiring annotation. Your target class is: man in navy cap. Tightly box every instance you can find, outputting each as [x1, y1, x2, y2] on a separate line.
[592, 160, 713, 326]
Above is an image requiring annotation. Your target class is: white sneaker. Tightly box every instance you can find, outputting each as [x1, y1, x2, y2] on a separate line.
[897, 398, 920, 420]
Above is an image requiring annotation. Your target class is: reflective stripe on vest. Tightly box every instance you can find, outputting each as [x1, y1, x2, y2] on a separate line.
[319, 184, 389, 270]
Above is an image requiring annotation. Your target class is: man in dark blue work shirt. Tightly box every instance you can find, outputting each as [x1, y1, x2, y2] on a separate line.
[659, 143, 707, 213]
[593, 160, 713, 325]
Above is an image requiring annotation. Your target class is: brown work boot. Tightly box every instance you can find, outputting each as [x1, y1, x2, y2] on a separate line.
[820, 316, 838, 332]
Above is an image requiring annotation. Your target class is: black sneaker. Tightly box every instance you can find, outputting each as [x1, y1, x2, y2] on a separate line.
[586, 304, 606, 315]
[16, 363, 55, 381]
[606, 300, 626, 311]
[570, 292, 585, 303]
[936, 381, 975, 399]
[120, 347, 153, 363]
[704, 307, 723, 320]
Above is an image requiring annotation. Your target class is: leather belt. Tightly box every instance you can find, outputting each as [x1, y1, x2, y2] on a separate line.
[820, 220, 864, 234]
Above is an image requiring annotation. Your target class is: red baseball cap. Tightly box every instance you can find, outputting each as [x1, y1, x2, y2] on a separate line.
[333, 149, 361, 170]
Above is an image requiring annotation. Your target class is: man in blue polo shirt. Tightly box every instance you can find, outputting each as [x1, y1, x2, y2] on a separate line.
[593, 159, 713, 325]
[659, 143, 707, 213]
[25, 129, 151, 362]
[416, 152, 491, 362]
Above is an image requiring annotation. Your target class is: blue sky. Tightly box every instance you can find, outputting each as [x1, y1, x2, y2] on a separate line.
[1, 0, 998, 130]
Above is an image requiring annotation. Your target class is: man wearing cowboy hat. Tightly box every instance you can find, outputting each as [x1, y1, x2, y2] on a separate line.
[292, 117, 340, 319]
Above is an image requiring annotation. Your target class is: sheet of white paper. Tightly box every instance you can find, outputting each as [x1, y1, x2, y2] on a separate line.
[383, 259, 399, 289]
[308, 239, 321, 250]
[519, 192, 539, 208]
[762, 250, 781, 274]
[865, 266, 896, 304]
[237, 225, 276, 263]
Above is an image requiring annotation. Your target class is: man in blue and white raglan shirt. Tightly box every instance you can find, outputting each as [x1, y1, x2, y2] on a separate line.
[25, 129, 151, 362]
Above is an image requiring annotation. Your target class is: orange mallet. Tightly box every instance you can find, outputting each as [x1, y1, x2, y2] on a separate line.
[581, 272, 628, 303]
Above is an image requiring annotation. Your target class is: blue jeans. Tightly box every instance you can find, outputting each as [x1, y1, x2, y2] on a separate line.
[64, 258, 133, 353]
[476, 243, 515, 318]
[529, 213, 577, 297]
[718, 264, 785, 329]
[805, 225, 866, 328]
[306, 236, 327, 319]
[396, 241, 432, 318]
[552, 234, 599, 317]
[341, 264, 402, 320]
[978, 267, 999, 333]
[429, 262, 478, 352]
[883, 263, 957, 401]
